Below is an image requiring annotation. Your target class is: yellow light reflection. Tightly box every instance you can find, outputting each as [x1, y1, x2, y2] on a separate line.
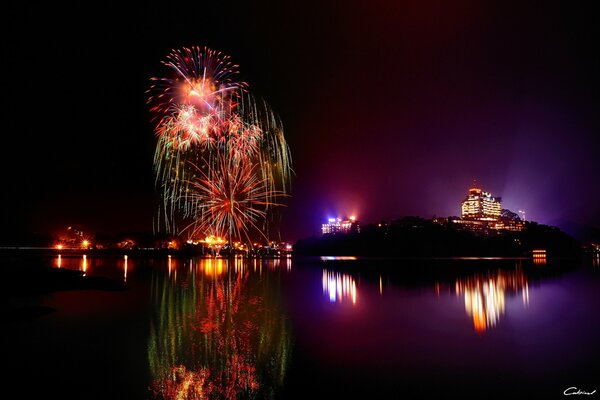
[57, 254, 62, 269]
[82, 254, 87, 276]
[453, 270, 529, 333]
[124, 255, 128, 283]
[322, 269, 358, 305]
[532, 249, 547, 265]
[234, 256, 244, 273]
[202, 258, 226, 277]
[533, 255, 546, 265]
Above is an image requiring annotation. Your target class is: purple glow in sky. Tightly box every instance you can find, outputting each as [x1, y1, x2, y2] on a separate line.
[2, 1, 599, 242]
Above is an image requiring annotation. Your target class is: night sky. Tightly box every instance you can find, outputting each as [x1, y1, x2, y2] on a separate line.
[2, 1, 599, 243]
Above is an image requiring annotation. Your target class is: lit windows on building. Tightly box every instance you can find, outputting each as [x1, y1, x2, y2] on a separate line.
[461, 186, 502, 220]
[452, 184, 524, 233]
[321, 216, 359, 235]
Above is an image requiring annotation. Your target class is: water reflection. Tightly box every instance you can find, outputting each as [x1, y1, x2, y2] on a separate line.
[148, 258, 291, 399]
[322, 269, 358, 305]
[532, 250, 547, 266]
[441, 268, 529, 333]
[82, 254, 87, 275]
[123, 255, 128, 283]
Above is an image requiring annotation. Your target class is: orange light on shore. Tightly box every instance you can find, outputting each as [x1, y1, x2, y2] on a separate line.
[56, 244, 63, 250]
[202, 235, 227, 246]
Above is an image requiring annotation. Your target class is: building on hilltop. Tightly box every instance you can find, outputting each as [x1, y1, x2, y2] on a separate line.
[434, 183, 524, 234]
[322, 216, 360, 235]
[461, 185, 502, 220]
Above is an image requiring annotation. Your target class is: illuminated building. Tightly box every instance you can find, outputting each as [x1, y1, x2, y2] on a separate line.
[461, 185, 502, 220]
[433, 184, 524, 233]
[321, 216, 359, 235]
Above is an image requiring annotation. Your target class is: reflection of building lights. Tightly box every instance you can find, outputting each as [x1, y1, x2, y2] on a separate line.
[82, 255, 87, 275]
[124, 255, 128, 283]
[320, 256, 357, 261]
[532, 249, 547, 266]
[322, 270, 357, 305]
[522, 283, 529, 306]
[451, 269, 529, 333]
[203, 259, 225, 276]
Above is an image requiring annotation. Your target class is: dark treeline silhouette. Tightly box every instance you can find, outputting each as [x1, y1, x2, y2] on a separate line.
[294, 217, 581, 258]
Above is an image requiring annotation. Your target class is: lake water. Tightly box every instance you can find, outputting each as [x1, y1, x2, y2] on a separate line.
[3, 254, 600, 399]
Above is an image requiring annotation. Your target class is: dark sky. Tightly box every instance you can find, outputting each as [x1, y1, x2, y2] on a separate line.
[2, 1, 599, 242]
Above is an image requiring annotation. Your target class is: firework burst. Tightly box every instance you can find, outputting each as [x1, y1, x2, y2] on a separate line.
[182, 157, 285, 243]
[148, 46, 292, 243]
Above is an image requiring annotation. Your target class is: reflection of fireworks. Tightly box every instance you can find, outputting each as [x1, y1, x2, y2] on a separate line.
[148, 258, 291, 399]
[148, 46, 292, 241]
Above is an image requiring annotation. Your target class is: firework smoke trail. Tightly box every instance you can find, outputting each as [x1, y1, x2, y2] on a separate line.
[148, 46, 292, 243]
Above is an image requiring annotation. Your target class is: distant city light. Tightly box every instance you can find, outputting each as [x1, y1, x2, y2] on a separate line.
[320, 256, 358, 261]
[322, 215, 360, 235]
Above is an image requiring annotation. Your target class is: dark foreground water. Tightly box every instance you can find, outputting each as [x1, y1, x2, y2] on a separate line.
[3, 254, 600, 399]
